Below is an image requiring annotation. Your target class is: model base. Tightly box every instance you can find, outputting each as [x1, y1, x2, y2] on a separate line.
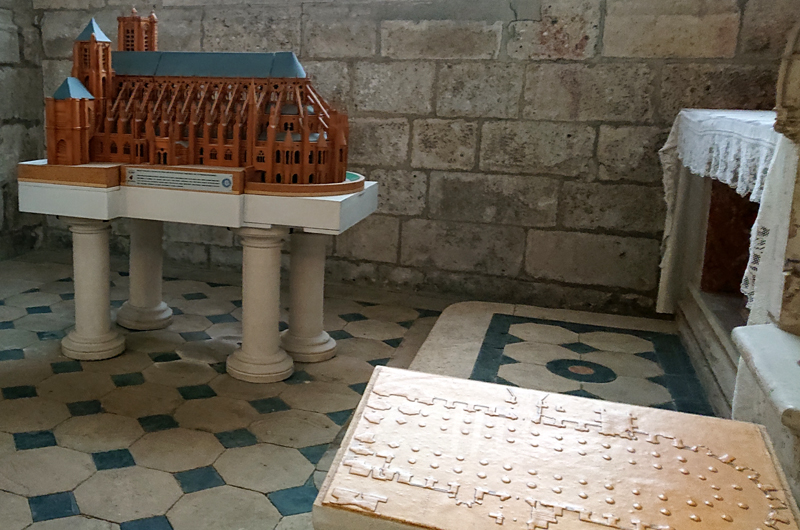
[281, 330, 337, 363]
[62, 330, 126, 361]
[116, 301, 173, 331]
[226, 348, 294, 383]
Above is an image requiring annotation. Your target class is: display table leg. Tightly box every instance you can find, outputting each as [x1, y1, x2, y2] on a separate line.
[227, 227, 294, 383]
[281, 232, 336, 362]
[117, 219, 173, 330]
[61, 218, 126, 361]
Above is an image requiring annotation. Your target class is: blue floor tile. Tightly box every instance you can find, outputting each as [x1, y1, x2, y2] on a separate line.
[67, 400, 103, 416]
[149, 352, 181, 363]
[174, 466, 225, 494]
[120, 516, 174, 530]
[562, 389, 601, 400]
[298, 444, 328, 465]
[416, 308, 441, 318]
[339, 313, 367, 323]
[14, 430, 57, 450]
[59, 292, 75, 301]
[215, 429, 258, 449]
[178, 384, 217, 400]
[57, 277, 72, 282]
[170, 307, 184, 316]
[0, 349, 24, 361]
[382, 338, 402, 348]
[206, 313, 237, 324]
[279, 321, 288, 332]
[249, 396, 291, 414]
[27, 306, 52, 314]
[138, 415, 179, 432]
[356, 301, 379, 307]
[268, 483, 319, 516]
[112, 372, 145, 387]
[284, 371, 313, 385]
[206, 282, 229, 288]
[118, 271, 130, 277]
[180, 331, 211, 342]
[368, 357, 391, 366]
[92, 449, 136, 470]
[23, 288, 39, 293]
[348, 382, 367, 395]
[326, 409, 353, 426]
[110, 300, 125, 308]
[51, 360, 82, 374]
[328, 330, 353, 341]
[397, 320, 414, 329]
[0, 321, 14, 330]
[231, 300, 242, 308]
[546, 359, 617, 383]
[183, 292, 208, 300]
[560, 342, 599, 354]
[29, 492, 80, 522]
[2, 385, 37, 399]
[210, 362, 226, 374]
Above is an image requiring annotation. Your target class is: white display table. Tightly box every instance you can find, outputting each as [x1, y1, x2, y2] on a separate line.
[18, 171, 377, 382]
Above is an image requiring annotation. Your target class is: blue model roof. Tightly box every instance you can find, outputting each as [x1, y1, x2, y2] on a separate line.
[52, 77, 95, 100]
[111, 51, 306, 79]
[75, 18, 111, 43]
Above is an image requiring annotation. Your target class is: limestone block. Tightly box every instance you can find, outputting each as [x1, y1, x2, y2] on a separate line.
[429, 172, 557, 227]
[209, 245, 243, 269]
[303, 61, 351, 110]
[304, 19, 377, 58]
[164, 223, 233, 247]
[507, 0, 600, 60]
[480, 120, 595, 176]
[0, 125, 43, 184]
[0, 68, 43, 121]
[203, 6, 301, 53]
[41, 9, 119, 59]
[325, 259, 379, 285]
[155, 8, 202, 52]
[603, 0, 740, 58]
[660, 64, 778, 120]
[524, 63, 656, 122]
[336, 214, 399, 264]
[740, 0, 800, 57]
[411, 119, 477, 170]
[0, 9, 19, 64]
[381, 20, 502, 60]
[401, 219, 525, 276]
[348, 118, 409, 166]
[560, 182, 666, 234]
[353, 62, 435, 114]
[33, 0, 103, 9]
[526, 230, 659, 290]
[21, 27, 42, 65]
[436, 62, 524, 119]
[369, 169, 427, 216]
[164, 241, 208, 266]
[42, 59, 72, 99]
[597, 125, 669, 183]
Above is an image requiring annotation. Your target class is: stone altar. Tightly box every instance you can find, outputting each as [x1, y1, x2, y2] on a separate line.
[314, 366, 800, 530]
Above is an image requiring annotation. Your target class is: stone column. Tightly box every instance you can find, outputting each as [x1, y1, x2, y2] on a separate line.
[281, 231, 336, 362]
[116, 219, 173, 330]
[227, 227, 294, 383]
[61, 218, 126, 360]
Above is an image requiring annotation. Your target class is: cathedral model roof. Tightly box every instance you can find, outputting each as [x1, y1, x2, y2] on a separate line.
[75, 18, 111, 43]
[110, 50, 306, 79]
[52, 77, 94, 100]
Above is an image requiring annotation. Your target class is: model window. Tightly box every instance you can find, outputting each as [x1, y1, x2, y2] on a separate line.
[125, 28, 135, 50]
[110, 142, 117, 154]
[123, 143, 131, 155]
[275, 151, 281, 163]
[294, 151, 300, 164]
[97, 142, 103, 153]
[209, 149, 217, 160]
[224, 150, 233, 161]
[256, 151, 265, 163]
[309, 151, 314, 164]
[82, 47, 90, 67]
[275, 173, 282, 183]
[292, 174, 298, 183]
[308, 174, 314, 183]
[340, 149, 343, 163]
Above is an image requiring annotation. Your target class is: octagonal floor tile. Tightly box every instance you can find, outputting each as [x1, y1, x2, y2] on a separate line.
[215, 444, 313, 493]
[74, 466, 182, 523]
[280, 382, 361, 414]
[4, 291, 61, 308]
[0, 329, 40, 350]
[54, 413, 144, 453]
[162, 280, 214, 297]
[0, 359, 53, 387]
[101, 382, 184, 418]
[0, 397, 70, 432]
[143, 360, 217, 387]
[359, 304, 419, 323]
[125, 330, 185, 354]
[167, 485, 280, 530]
[23, 340, 64, 362]
[0, 305, 26, 322]
[205, 322, 242, 341]
[0, 446, 95, 496]
[581, 351, 664, 378]
[303, 356, 375, 385]
[250, 409, 338, 448]
[14, 314, 75, 333]
[172, 298, 236, 317]
[209, 375, 286, 402]
[503, 342, 580, 365]
[323, 298, 364, 316]
[175, 340, 235, 364]
[173, 396, 259, 433]
[322, 312, 345, 332]
[335, 337, 396, 362]
[584, 376, 672, 407]
[0, 431, 15, 457]
[37, 372, 115, 403]
[205, 285, 242, 301]
[507, 323, 578, 345]
[0, 490, 32, 530]
[275, 512, 312, 530]
[497, 363, 581, 393]
[343, 320, 407, 341]
[81, 352, 153, 375]
[578, 331, 654, 354]
[27, 516, 119, 530]
[167, 315, 213, 334]
[129, 428, 223, 473]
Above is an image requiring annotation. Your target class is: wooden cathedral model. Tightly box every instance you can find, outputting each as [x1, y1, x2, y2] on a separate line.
[34, 9, 359, 196]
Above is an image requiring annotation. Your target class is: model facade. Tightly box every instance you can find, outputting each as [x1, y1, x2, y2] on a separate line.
[46, 10, 349, 188]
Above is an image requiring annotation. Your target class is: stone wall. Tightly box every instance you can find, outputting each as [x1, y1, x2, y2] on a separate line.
[0, 0, 44, 259]
[35, 0, 800, 314]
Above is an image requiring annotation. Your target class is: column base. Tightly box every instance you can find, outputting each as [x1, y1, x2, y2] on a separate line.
[62, 329, 126, 361]
[227, 348, 295, 383]
[280, 330, 337, 363]
[116, 301, 173, 331]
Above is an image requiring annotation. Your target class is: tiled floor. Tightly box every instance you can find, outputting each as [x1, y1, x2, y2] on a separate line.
[0, 252, 710, 529]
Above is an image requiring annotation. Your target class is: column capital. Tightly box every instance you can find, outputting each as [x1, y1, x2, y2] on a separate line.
[63, 217, 111, 235]
[236, 227, 289, 249]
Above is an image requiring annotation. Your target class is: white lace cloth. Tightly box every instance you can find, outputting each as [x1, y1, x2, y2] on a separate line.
[658, 109, 799, 324]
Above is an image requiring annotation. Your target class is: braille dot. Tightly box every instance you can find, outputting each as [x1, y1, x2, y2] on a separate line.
[527, 483, 536, 489]
[554, 475, 562, 481]
[678, 456, 687, 463]
[578, 451, 586, 456]
[578, 439, 586, 445]
[732, 485, 742, 491]
[602, 443, 611, 449]
[633, 503, 642, 510]
[528, 470, 537, 475]
[454, 467, 462, 474]
[388, 442, 399, 448]
[480, 460, 489, 466]
[554, 446, 563, 452]
[531, 431, 539, 436]
[431, 463, 439, 469]
[461, 428, 470, 435]
[507, 438, 515, 443]
[508, 426, 515, 432]
[705, 501, 713, 507]
[478, 472, 487, 479]
[690, 515, 701, 522]
[604, 484, 614, 490]
[579, 479, 588, 485]
[579, 492, 588, 499]
[457, 455, 465, 461]
[652, 452, 661, 457]
[408, 458, 416, 464]
[419, 422, 426, 427]
[603, 455, 611, 461]
[531, 443, 539, 448]
[661, 509, 671, 516]
[486, 422, 494, 428]
[715, 495, 724, 501]
[421, 410, 429, 417]
[627, 447, 635, 453]
[484, 434, 492, 439]
[442, 415, 450, 421]
[680, 468, 689, 475]
[722, 515, 733, 522]
[711, 485, 720, 490]
[654, 464, 662, 470]
[737, 503, 748, 510]
[502, 476, 511, 484]
[434, 450, 442, 456]
[606, 498, 615, 505]
[555, 435, 563, 441]
[463, 418, 472, 424]
[687, 500, 696, 507]
[659, 494, 668, 501]
[629, 460, 636, 465]
[632, 489, 640, 495]
[412, 446, 420, 452]
[503, 464, 512, 471]
[766, 494, 776, 500]
[709, 466, 718, 473]
[553, 487, 562, 494]
[440, 426, 448, 431]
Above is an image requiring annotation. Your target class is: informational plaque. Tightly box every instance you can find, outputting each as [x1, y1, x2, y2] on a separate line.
[315, 367, 800, 530]
[125, 167, 235, 193]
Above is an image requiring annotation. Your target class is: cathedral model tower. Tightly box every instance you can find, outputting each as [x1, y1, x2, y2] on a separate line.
[43, 10, 353, 193]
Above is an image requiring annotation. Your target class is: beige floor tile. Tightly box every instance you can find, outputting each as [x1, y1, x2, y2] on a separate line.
[205, 321, 242, 341]
[167, 485, 281, 530]
[0, 397, 70, 432]
[0, 305, 26, 321]
[344, 320, 407, 341]
[0, 329, 42, 350]
[584, 376, 672, 407]
[322, 312, 346, 331]
[0, 446, 95, 496]
[54, 413, 144, 453]
[130, 428, 224, 472]
[37, 371, 116, 403]
[38, 280, 76, 295]
[125, 330, 186, 353]
[172, 298, 237, 317]
[313, 469, 326, 489]
[49, 300, 76, 318]
[304, 355, 376, 385]
[162, 280, 215, 297]
[143, 360, 217, 387]
[27, 516, 119, 530]
[74, 466, 183, 523]
[4, 291, 62, 308]
[387, 316, 437, 370]
[231, 307, 243, 321]
[359, 304, 420, 323]
[214, 444, 314, 493]
[503, 342, 580, 365]
[280, 381, 362, 413]
[14, 314, 75, 333]
[209, 375, 286, 401]
[81, 352, 153, 375]
[335, 337, 395, 362]
[175, 340, 235, 364]
[0, 358, 53, 387]
[173, 396, 259, 432]
[0, 432, 14, 457]
[507, 322, 579, 345]
[513, 304, 677, 334]
[250, 409, 339, 448]
[166, 314, 213, 333]
[0, 278, 43, 299]
[275, 512, 313, 530]
[322, 298, 365, 316]
[23, 340, 64, 361]
[101, 382, 184, 417]
[497, 363, 581, 393]
[205, 285, 243, 301]
[581, 351, 664, 378]
[316, 447, 337, 473]
[0, 490, 32, 530]
[579, 331, 655, 354]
